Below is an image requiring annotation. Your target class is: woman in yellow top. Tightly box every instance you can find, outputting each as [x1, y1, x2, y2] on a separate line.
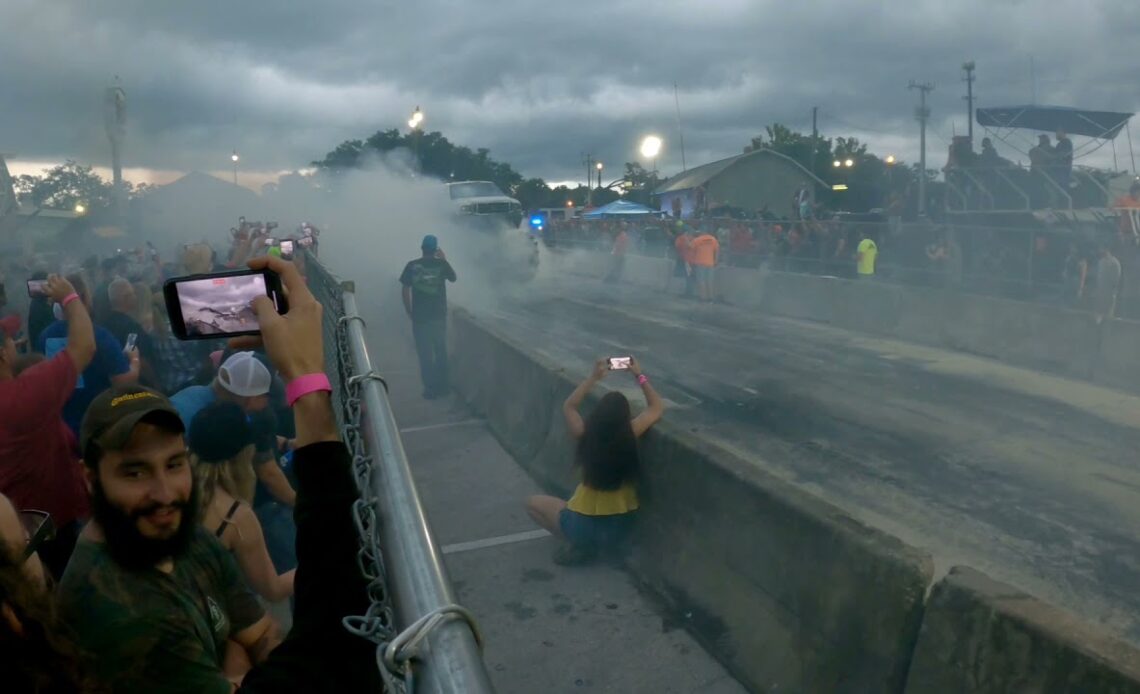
[526, 356, 664, 565]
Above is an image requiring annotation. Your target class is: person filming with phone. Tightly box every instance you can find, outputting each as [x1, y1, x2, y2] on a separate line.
[0, 274, 96, 578]
[526, 355, 664, 565]
[399, 234, 457, 400]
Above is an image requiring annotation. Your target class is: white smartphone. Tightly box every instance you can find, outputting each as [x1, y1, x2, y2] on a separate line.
[608, 356, 632, 370]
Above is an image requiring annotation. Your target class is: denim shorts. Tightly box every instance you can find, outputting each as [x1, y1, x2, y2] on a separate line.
[559, 509, 636, 549]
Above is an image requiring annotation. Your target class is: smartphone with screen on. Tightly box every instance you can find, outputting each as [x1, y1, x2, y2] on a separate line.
[124, 333, 138, 353]
[263, 237, 275, 247]
[279, 240, 294, 258]
[26, 279, 50, 298]
[608, 356, 632, 370]
[162, 269, 288, 340]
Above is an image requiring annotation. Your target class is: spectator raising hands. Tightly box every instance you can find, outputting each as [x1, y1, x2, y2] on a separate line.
[527, 355, 664, 566]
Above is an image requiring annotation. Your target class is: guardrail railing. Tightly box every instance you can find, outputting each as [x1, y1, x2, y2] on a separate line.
[306, 253, 494, 693]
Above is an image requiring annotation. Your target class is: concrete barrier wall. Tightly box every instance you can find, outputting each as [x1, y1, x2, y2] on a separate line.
[451, 309, 934, 693]
[561, 249, 1140, 393]
[905, 566, 1140, 693]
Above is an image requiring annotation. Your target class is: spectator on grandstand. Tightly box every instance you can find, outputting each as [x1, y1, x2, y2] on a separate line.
[690, 227, 720, 302]
[979, 138, 1002, 166]
[0, 275, 95, 578]
[855, 231, 879, 280]
[527, 356, 664, 565]
[191, 402, 296, 603]
[1054, 130, 1074, 190]
[42, 254, 381, 692]
[171, 351, 296, 508]
[35, 273, 139, 435]
[1094, 244, 1122, 324]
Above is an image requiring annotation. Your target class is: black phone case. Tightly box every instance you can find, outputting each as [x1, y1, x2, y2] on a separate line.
[162, 269, 288, 340]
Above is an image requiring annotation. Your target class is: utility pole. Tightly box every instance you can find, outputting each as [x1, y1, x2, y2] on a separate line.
[909, 80, 934, 217]
[583, 153, 594, 206]
[104, 79, 127, 225]
[962, 62, 976, 146]
[674, 82, 687, 172]
[810, 105, 819, 177]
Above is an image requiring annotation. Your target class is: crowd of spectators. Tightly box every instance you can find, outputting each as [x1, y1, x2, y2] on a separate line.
[546, 200, 1140, 318]
[0, 223, 379, 691]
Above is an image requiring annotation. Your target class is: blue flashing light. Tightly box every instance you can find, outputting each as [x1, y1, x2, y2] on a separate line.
[530, 216, 544, 227]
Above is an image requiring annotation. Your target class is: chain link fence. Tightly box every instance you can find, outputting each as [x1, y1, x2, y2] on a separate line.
[305, 253, 493, 693]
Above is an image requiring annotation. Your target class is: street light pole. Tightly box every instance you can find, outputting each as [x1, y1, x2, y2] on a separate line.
[231, 150, 239, 186]
[909, 80, 935, 217]
[408, 106, 424, 171]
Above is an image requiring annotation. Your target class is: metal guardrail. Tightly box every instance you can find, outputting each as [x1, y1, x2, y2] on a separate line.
[306, 253, 494, 693]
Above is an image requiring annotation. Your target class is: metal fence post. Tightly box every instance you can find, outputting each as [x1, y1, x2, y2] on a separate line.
[339, 289, 494, 693]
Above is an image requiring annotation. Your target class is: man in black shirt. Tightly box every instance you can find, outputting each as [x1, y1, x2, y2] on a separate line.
[399, 234, 457, 399]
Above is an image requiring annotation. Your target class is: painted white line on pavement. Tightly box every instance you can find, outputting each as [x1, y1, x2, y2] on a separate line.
[399, 419, 484, 434]
[441, 529, 552, 556]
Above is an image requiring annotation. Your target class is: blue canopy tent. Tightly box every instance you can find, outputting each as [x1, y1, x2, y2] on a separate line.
[580, 199, 659, 219]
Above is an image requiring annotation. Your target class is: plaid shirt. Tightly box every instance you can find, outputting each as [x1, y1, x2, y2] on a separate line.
[151, 336, 212, 395]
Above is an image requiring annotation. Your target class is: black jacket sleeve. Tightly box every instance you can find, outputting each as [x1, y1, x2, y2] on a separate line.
[240, 441, 384, 693]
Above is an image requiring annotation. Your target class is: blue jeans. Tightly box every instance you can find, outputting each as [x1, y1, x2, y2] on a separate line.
[412, 319, 449, 395]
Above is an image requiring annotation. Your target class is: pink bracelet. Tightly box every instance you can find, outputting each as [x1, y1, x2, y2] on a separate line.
[285, 373, 332, 406]
[61, 293, 80, 307]
[637, 374, 649, 385]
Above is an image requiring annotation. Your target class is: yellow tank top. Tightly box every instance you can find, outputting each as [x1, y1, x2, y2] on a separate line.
[566, 482, 639, 516]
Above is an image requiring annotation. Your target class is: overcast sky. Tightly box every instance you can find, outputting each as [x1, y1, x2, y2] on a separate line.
[2, 0, 1137, 186]
[177, 274, 265, 312]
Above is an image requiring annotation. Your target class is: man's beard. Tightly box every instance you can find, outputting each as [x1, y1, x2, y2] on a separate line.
[91, 476, 200, 572]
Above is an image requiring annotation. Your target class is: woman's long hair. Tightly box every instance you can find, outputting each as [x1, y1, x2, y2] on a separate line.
[0, 553, 104, 693]
[575, 391, 640, 490]
[194, 444, 257, 510]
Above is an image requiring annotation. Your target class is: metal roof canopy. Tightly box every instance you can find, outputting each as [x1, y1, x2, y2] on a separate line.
[976, 105, 1133, 139]
[654, 148, 828, 196]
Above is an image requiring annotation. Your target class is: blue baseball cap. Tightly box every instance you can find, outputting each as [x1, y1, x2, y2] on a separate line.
[421, 234, 438, 252]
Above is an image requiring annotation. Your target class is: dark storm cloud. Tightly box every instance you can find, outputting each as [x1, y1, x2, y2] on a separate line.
[1, 0, 1136, 181]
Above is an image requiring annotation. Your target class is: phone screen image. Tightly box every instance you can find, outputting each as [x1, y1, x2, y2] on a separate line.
[27, 279, 49, 298]
[608, 357, 632, 370]
[280, 240, 294, 256]
[124, 333, 138, 352]
[172, 274, 268, 337]
[263, 237, 275, 247]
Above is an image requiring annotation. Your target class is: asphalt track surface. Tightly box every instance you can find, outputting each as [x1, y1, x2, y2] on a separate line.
[463, 271, 1140, 646]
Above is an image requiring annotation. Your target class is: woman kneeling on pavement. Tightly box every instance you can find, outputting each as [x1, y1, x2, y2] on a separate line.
[526, 356, 664, 565]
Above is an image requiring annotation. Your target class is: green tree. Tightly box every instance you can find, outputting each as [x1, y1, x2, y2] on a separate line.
[14, 161, 115, 211]
[315, 129, 526, 195]
[620, 162, 661, 206]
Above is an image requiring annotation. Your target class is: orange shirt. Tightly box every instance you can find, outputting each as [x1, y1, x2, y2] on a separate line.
[1115, 195, 1140, 235]
[674, 233, 692, 262]
[690, 234, 719, 267]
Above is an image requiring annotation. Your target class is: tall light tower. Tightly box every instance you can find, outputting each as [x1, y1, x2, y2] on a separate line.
[640, 135, 663, 174]
[909, 80, 935, 217]
[104, 81, 127, 222]
[231, 151, 240, 186]
[962, 61, 976, 146]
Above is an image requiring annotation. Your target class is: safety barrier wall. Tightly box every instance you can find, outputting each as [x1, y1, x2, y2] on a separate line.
[557, 249, 1140, 394]
[451, 287, 1140, 692]
[451, 308, 933, 692]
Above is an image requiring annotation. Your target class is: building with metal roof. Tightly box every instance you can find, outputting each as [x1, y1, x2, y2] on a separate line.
[653, 148, 828, 219]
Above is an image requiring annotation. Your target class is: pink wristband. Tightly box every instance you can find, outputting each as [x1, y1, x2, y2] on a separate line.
[285, 373, 332, 406]
[61, 293, 80, 307]
[637, 374, 649, 385]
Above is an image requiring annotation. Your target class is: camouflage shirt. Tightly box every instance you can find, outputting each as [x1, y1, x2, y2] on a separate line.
[58, 527, 265, 694]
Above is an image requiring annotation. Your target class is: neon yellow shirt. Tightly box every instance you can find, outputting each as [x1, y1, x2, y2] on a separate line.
[857, 238, 878, 275]
[566, 482, 639, 516]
